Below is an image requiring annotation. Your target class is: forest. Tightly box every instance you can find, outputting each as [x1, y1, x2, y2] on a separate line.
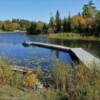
[27, 0, 100, 37]
[0, 1, 100, 37]
[0, 19, 31, 32]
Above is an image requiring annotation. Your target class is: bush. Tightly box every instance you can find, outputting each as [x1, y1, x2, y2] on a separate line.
[23, 73, 39, 88]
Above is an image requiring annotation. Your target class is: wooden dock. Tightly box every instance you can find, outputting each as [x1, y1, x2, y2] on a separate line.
[71, 48, 100, 68]
[23, 41, 70, 51]
[23, 42, 100, 69]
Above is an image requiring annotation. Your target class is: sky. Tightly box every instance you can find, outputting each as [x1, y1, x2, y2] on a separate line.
[0, 0, 100, 22]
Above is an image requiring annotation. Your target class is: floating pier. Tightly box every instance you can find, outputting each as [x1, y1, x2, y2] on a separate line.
[23, 41, 70, 51]
[23, 42, 100, 69]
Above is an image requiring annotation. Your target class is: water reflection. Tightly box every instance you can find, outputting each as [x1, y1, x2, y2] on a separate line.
[49, 39, 100, 58]
[0, 33, 73, 68]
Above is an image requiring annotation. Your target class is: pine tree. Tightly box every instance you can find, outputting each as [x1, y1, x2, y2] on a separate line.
[63, 18, 68, 32]
[42, 24, 48, 34]
[82, 0, 96, 18]
[55, 10, 61, 33]
[49, 16, 55, 33]
[27, 22, 37, 34]
[66, 15, 72, 32]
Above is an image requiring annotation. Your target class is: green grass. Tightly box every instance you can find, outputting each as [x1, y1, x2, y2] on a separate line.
[49, 33, 100, 41]
[0, 85, 62, 100]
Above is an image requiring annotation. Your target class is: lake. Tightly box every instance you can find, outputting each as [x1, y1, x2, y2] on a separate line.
[0, 32, 74, 68]
[49, 38, 100, 58]
[0, 32, 99, 68]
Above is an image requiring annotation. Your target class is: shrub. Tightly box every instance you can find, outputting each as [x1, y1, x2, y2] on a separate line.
[23, 73, 39, 88]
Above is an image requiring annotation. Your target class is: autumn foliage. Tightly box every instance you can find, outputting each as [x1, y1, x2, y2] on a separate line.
[23, 73, 39, 87]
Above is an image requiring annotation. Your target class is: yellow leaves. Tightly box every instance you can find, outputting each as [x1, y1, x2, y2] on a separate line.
[72, 16, 87, 26]
[0, 65, 12, 84]
[23, 73, 39, 87]
[72, 16, 96, 27]
[3, 67, 12, 81]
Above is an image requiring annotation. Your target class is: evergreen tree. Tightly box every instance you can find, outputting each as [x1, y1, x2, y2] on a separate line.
[82, 0, 96, 18]
[27, 22, 37, 34]
[49, 16, 55, 33]
[55, 10, 61, 33]
[42, 24, 48, 34]
[66, 15, 72, 32]
[63, 18, 68, 32]
[95, 11, 100, 36]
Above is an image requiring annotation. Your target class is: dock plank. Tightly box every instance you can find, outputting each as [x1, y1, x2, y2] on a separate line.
[71, 48, 100, 68]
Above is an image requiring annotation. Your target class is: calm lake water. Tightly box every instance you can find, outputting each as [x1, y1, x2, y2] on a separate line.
[0, 32, 74, 68]
[0, 32, 99, 68]
[49, 39, 100, 58]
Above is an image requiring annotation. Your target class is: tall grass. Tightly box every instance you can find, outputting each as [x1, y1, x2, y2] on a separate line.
[0, 57, 100, 100]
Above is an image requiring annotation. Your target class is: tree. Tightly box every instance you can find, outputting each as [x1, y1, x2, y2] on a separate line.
[95, 10, 100, 36]
[63, 18, 68, 32]
[19, 19, 31, 31]
[55, 10, 61, 33]
[66, 15, 72, 32]
[71, 16, 88, 33]
[82, 0, 96, 19]
[42, 24, 48, 34]
[48, 16, 55, 33]
[36, 21, 45, 34]
[27, 22, 37, 34]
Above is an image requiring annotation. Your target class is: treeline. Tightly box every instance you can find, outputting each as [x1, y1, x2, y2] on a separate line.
[27, 21, 48, 35]
[27, 0, 100, 36]
[0, 19, 31, 32]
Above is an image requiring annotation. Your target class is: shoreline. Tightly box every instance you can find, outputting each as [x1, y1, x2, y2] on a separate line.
[0, 32, 100, 42]
[49, 33, 100, 42]
[0, 31, 26, 33]
[49, 37, 100, 42]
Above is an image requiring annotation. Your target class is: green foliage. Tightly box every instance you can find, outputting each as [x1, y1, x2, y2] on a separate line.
[42, 24, 48, 33]
[0, 19, 31, 32]
[82, 0, 96, 18]
[48, 16, 55, 33]
[0, 1, 99, 37]
[55, 10, 62, 33]
[11, 71, 22, 87]
[19, 19, 31, 31]
[95, 11, 100, 36]
[27, 22, 37, 34]
[66, 15, 72, 32]
[63, 18, 68, 32]
[44, 89, 62, 100]
[27, 1, 100, 37]
[27, 21, 48, 35]
[51, 61, 72, 92]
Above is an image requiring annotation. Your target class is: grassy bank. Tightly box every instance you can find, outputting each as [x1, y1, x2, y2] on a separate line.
[49, 33, 100, 41]
[29, 34, 49, 38]
[0, 57, 100, 100]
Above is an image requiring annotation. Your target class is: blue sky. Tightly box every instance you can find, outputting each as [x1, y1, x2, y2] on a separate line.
[0, 0, 100, 22]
